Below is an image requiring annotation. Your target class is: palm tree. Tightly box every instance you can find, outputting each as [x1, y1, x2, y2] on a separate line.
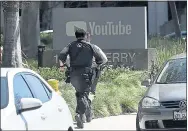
[2, 1, 23, 67]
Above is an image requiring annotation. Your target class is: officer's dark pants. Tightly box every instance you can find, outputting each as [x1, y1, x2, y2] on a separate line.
[70, 68, 91, 115]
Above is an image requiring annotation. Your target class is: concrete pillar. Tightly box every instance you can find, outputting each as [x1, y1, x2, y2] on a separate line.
[148, 1, 168, 35]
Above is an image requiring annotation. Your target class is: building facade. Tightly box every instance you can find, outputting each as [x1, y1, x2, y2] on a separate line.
[0, 1, 187, 36]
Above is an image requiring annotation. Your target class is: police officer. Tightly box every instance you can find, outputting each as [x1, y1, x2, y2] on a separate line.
[90, 60, 103, 95]
[58, 28, 107, 128]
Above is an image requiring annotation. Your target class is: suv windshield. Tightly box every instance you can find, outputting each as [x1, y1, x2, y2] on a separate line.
[156, 58, 187, 84]
[1, 77, 8, 109]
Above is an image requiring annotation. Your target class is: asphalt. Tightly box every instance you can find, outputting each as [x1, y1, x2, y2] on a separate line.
[74, 114, 137, 130]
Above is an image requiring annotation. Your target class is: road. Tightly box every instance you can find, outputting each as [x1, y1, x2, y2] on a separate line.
[74, 114, 137, 130]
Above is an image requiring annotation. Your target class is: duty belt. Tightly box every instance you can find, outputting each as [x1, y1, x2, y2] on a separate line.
[70, 66, 92, 73]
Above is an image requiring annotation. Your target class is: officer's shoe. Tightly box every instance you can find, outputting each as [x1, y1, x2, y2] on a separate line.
[75, 114, 84, 129]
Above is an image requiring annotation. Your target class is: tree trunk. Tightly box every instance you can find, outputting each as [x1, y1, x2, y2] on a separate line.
[20, 2, 40, 58]
[0, 2, 4, 34]
[169, 1, 181, 38]
[42, 1, 53, 30]
[2, 1, 23, 67]
[41, 1, 64, 31]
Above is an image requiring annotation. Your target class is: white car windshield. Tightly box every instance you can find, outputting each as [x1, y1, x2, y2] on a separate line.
[1, 77, 8, 109]
[156, 58, 187, 84]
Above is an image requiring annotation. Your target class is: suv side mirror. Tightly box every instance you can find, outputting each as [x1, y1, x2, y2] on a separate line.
[19, 98, 42, 113]
[141, 79, 151, 87]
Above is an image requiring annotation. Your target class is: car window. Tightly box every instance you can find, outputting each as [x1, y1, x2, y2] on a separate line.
[42, 83, 52, 99]
[13, 74, 33, 109]
[157, 58, 187, 84]
[1, 77, 8, 109]
[24, 74, 50, 103]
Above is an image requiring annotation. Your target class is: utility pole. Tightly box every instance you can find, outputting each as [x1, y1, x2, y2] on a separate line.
[169, 1, 181, 38]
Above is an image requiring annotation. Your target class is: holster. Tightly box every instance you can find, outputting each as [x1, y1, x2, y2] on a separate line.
[65, 67, 71, 83]
[81, 67, 93, 85]
[95, 68, 101, 79]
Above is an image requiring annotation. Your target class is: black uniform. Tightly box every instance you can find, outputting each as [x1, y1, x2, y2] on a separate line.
[90, 62, 103, 94]
[58, 36, 107, 128]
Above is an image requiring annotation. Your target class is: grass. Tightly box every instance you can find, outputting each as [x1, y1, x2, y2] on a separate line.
[25, 37, 186, 120]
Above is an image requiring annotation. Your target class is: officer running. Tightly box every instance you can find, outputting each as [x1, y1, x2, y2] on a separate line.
[58, 28, 107, 128]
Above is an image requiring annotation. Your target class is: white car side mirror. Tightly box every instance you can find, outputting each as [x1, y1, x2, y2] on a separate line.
[19, 98, 42, 112]
[141, 79, 151, 87]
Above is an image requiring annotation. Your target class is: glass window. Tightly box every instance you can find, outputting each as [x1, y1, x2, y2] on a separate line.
[24, 74, 50, 103]
[1, 77, 9, 109]
[157, 58, 187, 84]
[13, 74, 33, 109]
[42, 83, 52, 99]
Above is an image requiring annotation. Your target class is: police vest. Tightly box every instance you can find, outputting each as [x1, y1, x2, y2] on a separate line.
[68, 40, 94, 67]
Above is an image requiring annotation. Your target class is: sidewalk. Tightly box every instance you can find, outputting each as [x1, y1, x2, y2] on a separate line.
[74, 114, 137, 130]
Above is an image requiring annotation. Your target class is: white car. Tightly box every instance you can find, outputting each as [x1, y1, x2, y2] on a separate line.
[1, 68, 74, 130]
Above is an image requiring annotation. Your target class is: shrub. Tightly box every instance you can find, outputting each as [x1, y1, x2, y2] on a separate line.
[27, 59, 65, 81]
[26, 37, 185, 119]
[27, 59, 146, 119]
[40, 32, 53, 49]
[148, 37, 186, 67]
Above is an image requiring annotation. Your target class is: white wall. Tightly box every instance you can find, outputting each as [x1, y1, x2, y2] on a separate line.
[148, 1, 168, 35]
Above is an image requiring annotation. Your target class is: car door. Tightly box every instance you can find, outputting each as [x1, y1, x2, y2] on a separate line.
[50, 90, 74, 130]
[22, 73, 56, 130]
[41, 82, 73, 130]
[24, 72, 73, 130]
[13, 74, 46, 130]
